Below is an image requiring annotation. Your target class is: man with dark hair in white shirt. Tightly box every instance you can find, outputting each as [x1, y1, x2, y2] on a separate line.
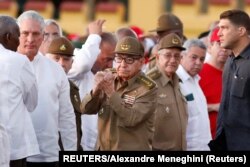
[0, 15, 39, 167]
[17, 10, 76, 167]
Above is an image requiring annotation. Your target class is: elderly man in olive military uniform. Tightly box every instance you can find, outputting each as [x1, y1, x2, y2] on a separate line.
[81, 37, 157, 150]
[147, 33, 188, 150]
[147, 13, 184, 71]
[46, 37, 82, 151]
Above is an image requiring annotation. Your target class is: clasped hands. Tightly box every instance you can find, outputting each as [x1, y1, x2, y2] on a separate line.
[92, 71, 115, 98]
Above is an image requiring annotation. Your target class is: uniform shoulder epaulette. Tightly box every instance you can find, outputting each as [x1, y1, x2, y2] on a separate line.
[137, 75, 156, 89]
[146, 66, 162, 80]
[104, 68, 117, 73]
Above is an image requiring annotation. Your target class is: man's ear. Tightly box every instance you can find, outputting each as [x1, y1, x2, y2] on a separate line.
[6, 33, 11, 40]
[238, 26, 247, 36]
[155, 52, 159, 60]
[4, 33, 11, 44]
[139, 56, 145, 64]
[2, 33, 9, 43]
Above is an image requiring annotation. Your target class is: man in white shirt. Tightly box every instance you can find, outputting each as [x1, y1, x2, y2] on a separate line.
[176, 39, 212, 150]
[0, 125, 10, 167]
[17, 10, 76, 166]
[55, 19, 106, 151]
[37, 17, 106, 151]
[0, 15, 39, 167]
[68, 31, 117, 150]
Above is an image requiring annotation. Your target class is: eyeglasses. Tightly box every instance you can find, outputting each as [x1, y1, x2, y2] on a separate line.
[159, 53, 181, 61]
[114, 56, 141, 64]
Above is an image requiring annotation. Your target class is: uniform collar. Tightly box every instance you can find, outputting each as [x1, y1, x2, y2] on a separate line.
[159, 70, 180, 87]
[115, 71, 143, 91]
[32, 51, 43, 63]
[177, 65, 200, 82]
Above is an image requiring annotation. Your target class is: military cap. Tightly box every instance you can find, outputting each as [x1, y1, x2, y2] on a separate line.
[48, 37, 74, 56]
[114, 36, 144, 56]
[158, 33, 185, 51]
[149, 13, 183, 33]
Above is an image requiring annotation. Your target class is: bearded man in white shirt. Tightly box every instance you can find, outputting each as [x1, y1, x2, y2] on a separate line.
[0, 15, 39, 167]
[17, 10, 76, 166]
[176, 39, 212, 150]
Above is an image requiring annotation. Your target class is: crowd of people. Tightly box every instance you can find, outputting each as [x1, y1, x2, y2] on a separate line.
[0, 8, 250, 167]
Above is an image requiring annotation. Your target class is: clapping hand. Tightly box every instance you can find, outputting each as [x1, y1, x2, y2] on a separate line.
[92, 71, 115, 97]
[102, 71, 115, 98]
[92, 71, 105, 96]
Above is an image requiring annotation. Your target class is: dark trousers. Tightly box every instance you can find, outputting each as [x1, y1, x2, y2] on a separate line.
[27, 162, 58, 167]
[208, 128, 227, 151]
[10, 158, 27, 167]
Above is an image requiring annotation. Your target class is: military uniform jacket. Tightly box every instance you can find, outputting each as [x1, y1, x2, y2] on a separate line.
[69, 80, 82, 150]
[82, 71, 157, 150]
[147, 67, 188, 150]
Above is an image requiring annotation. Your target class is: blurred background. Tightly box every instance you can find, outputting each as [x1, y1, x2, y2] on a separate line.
[0, 0, 250, 39]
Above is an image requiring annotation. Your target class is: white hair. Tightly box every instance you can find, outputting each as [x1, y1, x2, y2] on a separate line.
[17, 10, 45, 33]
[44, 19, 63, 36]
[182, 39, 206, 54]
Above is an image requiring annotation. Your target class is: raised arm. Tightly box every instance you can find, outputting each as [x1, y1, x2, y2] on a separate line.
[67, 19, 105, 79]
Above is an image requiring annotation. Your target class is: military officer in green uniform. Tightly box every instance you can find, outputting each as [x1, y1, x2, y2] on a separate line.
[47, 37, 83, 151]
[147, 33, 188, 150]
[81, 36, 157, 150]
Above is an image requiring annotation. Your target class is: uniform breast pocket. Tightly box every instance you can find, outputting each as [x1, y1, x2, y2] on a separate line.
[156, 97, 174, 119]
[231, 76, 246, 98]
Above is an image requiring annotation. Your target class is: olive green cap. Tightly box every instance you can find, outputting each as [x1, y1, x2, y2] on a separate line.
[149, 13, 183, 33]
[48, 37, 74, 56]
[114, 36, 144, 56]
[158, 33, 185, 51]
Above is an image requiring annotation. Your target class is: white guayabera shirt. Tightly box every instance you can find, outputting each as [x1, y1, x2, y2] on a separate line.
[0, 125, 10, 167]
[0, 44, 39, 161]
[68, 34, 101, 151]
[177, 65, 212, 151]
[27, 53, 76, 162]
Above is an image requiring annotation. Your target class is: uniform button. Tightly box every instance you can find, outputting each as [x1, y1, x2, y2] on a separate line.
[165, 107, 170, 113]
[74, 95, 78, 102]
[99, 108, 104, 115]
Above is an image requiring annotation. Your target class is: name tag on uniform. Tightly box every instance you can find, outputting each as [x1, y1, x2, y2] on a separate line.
[185, 93, 194, 101]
